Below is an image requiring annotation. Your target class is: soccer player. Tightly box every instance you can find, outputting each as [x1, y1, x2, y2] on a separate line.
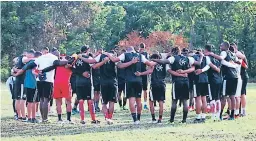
[139, 43, 149, 110]
[71, 52, 80, 115]
[79, 50, 118, 124]
[136, 53, 167, 123]
[6, 72, 17, 119]
[204, 45, 222, 121]
[206, 42, 240, 120]
[73, 45, 99, 124]
[153, 47, 195, 123]
[106, 46, 153, 124]
[117, 49, 128, 110]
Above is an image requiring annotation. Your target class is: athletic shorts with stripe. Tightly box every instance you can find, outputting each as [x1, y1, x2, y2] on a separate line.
[76, 85, 92, 100]
[149, 84, 166, 101]
[14, 82, 26, 100]
[241, 78, 248, 95]
[53, 82, 72, 99]
[26, 88, 39, 102]
[37, 81, 53, 99]
[235, 78, 242, 97]
[172, 80, 189, 100]
[126, 82, 142, 98]
[101, 83, 118, 104]
[209, 82, 222, 100]
[195, 83, 209, 97]
[222, 78, 238, 96]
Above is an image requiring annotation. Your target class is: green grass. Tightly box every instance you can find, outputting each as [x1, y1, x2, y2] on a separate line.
[1, 83, 256, 141]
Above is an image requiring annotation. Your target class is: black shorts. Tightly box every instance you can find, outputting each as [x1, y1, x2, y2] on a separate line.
[149, 84, 166, 101]
[189, 78, 194, 91]
[209, 82, 221, 100]
[223, 78, 238, 96]
[93, 84, 100, 92]
[241, 78, 248, 95]
[172, 80, 189, 100]
[14, 82, 26, 100]
[71, 81, 76, 95]
[142, 76, 148, 91]
[118, 83, 125, 92]
[76, 85, 92, 100]
[9, 84, 15, 99]
[195, 83, 209, 97]
[126, 82, 142, 98]
[25, 88, 39, 102]
[37, 81, 53, 99]
[101, 84, 117, 104]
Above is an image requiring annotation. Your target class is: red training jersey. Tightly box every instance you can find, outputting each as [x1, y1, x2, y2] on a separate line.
[54, 66, 72, 84]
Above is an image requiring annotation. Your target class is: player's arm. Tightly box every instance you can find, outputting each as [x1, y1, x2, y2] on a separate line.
[195, 56, 211, 75]
[209, 51, 226, 60]
[117, 57, 138, 69]
[167, 67, 187, 77]
[78, 55, 97, 64]
[236, 51, 246, 60]
[209, 63, 221, 73]
[105, 53, 121, 62]
[91, 57, 109, 69]
[221, 60, 236, 68]
[151, 59, 170, 64]
[13, 61, 37, 76]
[135, 66, 154, 76]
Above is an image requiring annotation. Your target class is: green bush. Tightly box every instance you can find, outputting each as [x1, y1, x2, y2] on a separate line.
[1, 67, 10, 82]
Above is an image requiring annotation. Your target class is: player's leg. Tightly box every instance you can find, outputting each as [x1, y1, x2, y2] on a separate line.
[240, 77, 248, 116]
[63, 83, 72, 123]
[77, 86, 85, 124]
[149, 86, 156, 123]
[41, 82, 53, 122]
[235, 78, 242, 118]
[65, 97, 72, 122]
[56, 98, 63, 122]
[135, 82, 143, 122]
[194, 83, 202, 123]
[142, 76, 148, 110]
[227, 78, 238, 120]
[86, 85, 99, 124]
[20, 84, 26, 121]
[169, 82, 178, 123]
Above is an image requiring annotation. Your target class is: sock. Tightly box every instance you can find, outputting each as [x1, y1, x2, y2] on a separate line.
[67, 112, 71, 121]
[58, 114, 62, 121]
[170, 108, 176, 122]
[231, 110, 235, 118]
[201, 113, 206, 119]
[137, 113, 141, 121]
[227, 109, 230, 115]
[220, 109, 223, 119]
[183, 111, 188, 121]
[95, 101, 99, 109]
[118, 100, 122, 107]
[151, 114, 156, 120]
[159, 115, 163, 120]
[131, 113, 137, 122]
[109, 113, 113, 119]
[144, 102, 147, 106]
[89, 102, 96, 121]
[154, 101, 156, 107]
[241, 108, 245, 115]
[196, 114, 201, 120]
[123, 97, 127, 107]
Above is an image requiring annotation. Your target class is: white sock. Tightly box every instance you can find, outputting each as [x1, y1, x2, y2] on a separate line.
[241, 108, 246, 115]
[196, 114, 201, 119]
[216, 100, 221, 118]
[202, 113, 206, 119]
[144, 102, 147, 106]
[235, 109, 239, 115]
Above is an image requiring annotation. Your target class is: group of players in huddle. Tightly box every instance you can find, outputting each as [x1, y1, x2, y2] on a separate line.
[6, 41, 248, 125]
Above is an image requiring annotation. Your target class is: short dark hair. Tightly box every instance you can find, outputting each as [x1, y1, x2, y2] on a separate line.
[150, 53, 161, 59]
[171, 47, 180, 55]
[222, 41, 230, 49]
[205, 44, 213, 52]
[229, 46, 235, 53]
[34, 51, 42, 57]
[28, 49, 35, 54]
[140, 43, 145, 48]
[88, 53, 93, 57]
[43, 47, 49, 52]
[81, 45, 89, 53]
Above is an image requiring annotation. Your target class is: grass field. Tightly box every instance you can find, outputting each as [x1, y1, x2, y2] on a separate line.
[1, 83, 256, 141]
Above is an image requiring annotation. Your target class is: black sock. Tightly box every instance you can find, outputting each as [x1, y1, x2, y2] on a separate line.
[154, 101, 156, 107]
[220, 109, 223, 119]
[231, 110, 235, 118]
[67, 112, 71, 121]
[123, 97, 127, 107]
[118, 100, 122, 107]
[170, 108, 176, 122]
[151, 114, 156, 120]
[131, 113, 137, 122]
[227, 108, 230, 115]
[58, 114, 62, 121]
[183, 111, 188, 121]
[159, 115, 162, 120]
[137, 114, 141, 121]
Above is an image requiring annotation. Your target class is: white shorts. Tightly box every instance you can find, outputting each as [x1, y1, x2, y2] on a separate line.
[235, 78, 242, 97]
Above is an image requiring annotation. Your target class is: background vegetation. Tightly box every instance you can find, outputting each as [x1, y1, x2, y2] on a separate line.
[1, 1, 256, 81]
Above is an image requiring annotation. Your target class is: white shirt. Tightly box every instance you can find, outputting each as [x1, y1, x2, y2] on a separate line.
[220, 51, 238, 68]
[118, 53, 148, 63]
[34, 53, 58, 83]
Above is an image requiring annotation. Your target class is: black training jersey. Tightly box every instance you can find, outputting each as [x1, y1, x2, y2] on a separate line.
[195, 56, 209, 83]
[221, 51, 238, 79]
[15, 55, 26, 83]
[99, 54, 117, 85]
[124, 52, 143, 83]
[241, 65, 249, 79]
[151, 63, 166, 85]
[73, 55, 91, 86]
[92, 68, 100, 86]
[170, 55, 190, 82]
[188, 54, 200, 82]
[208, 56, 222, 84]
[117, 66, 126, 84]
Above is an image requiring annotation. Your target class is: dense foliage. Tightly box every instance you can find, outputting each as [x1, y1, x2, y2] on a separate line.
[1, 1, 256, 81]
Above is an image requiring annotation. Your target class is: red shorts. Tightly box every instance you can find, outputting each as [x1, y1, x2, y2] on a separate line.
[53, 82, 72, 99]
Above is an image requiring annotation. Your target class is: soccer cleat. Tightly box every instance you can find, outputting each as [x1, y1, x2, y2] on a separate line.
[157, 120, 162, 124]
[144, 105, 149, 110]
[134, 120, 140, 125]
[123, 106, 128, 110]
[168, 120, 174, 124]
[95, 107, 100, 112]
[22, 117, 27, 122]
[193, 119, 201, 123]
[27, 118, 33, 123]
[91, 120, 100, 124]
[14, 115, 18, 120]
[80, 120, 86, 124]
[57, 119, 63, 124]
[72, 109, 79, 115]
[148, 119, 157, 124]
[180, 120, 186, 124]
[106, 119, 114, 125]
[201, 118, 206, 123]
[235, 115, 240, 119]
[31, 118, 39, 123]
[18, 117, 22, 121]
[228, 117, 234, 120]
